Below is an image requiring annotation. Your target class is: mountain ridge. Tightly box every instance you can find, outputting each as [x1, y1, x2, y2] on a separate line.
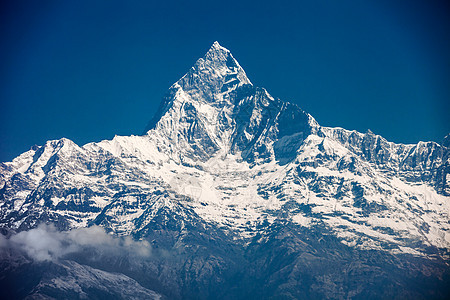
[1, 41, 449, 299]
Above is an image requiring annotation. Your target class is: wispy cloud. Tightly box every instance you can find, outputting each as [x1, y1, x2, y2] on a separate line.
[0, 224, 151, 261]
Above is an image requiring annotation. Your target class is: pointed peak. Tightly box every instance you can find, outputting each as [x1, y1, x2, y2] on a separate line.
[203, 41, 231, 61]
[191, 41, 251, 86]
[210, 41, 228, 51]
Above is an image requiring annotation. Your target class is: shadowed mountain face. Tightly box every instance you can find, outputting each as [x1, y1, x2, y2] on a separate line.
[1, 42, 449, 299]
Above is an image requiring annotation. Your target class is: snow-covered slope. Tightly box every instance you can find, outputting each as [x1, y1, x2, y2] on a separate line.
[1, 42, 449, 260]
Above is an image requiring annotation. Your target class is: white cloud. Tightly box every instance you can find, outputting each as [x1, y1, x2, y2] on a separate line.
[1, 224, 152, 261]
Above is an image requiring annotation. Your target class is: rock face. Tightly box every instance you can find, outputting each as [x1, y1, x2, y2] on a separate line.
[1, 42, 449, 299]
[0, 251, 162, 300]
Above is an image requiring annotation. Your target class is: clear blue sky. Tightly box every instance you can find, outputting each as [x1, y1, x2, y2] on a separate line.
[1, 0, 449, 162]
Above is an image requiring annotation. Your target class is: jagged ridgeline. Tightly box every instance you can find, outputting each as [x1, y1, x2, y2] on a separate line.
[1, 42, 449, 299]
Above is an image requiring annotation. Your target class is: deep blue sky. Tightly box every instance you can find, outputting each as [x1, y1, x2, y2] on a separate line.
[1, 0, 449, 162]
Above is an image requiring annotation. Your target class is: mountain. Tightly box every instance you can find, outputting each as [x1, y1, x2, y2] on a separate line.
[1, 41, 449, 299]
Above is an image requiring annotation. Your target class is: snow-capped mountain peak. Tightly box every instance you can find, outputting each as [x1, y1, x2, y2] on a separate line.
[142, 42, 259, 160]
[198, 40, 251, 87]
[1, 42, 449, 259]
[159, 41, 251, 109]
[1, 41, 450, 299]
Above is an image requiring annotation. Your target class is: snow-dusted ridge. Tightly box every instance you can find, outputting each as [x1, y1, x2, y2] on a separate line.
[1, 42, 449, 259]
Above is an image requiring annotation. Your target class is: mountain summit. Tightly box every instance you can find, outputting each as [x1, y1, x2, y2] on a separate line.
[146, 42, 317, 164]
[1, 42, 449, 299]
[145, 41, 250, 132]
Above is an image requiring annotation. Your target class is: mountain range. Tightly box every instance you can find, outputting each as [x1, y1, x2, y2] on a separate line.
[1, 41, 449, 299]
